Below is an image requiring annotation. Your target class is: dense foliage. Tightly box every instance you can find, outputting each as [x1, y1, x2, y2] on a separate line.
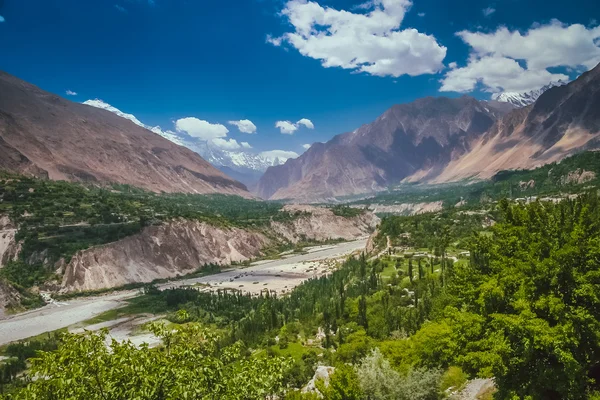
[4, 166, 600, 398]
[0, 172, 307, 294]
[1, 324, 289, 399]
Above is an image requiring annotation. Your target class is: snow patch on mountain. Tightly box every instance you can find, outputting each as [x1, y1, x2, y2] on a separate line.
[83, 99, 292, 170]
[491, 81, 567, 108]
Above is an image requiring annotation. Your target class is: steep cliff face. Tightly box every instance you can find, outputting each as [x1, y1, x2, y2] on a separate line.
[270, 205, 379, 244]
[61, 207, 378, 292]
[61, 220, 271, 292]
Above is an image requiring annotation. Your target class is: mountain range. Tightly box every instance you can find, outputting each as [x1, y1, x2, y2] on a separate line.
[2, 64, 599, 203]
[82, 99, 288, 188]
[0, 71, 249, 197]
[257, 62, 600, 202]
[492, 81, 567, 108]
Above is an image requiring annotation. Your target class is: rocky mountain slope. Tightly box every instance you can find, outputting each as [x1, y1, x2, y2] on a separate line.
[83, 99, 289, 187]
[61, 206, 378, 292]
[256, 96, 513, 201]
[257, 63, 600, 202]
[435, 63, 600, 182]
[492, 81, 566, 108]
[0, 71, 249, 196]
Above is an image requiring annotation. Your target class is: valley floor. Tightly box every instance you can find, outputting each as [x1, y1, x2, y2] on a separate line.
[0, 238, 368, 346]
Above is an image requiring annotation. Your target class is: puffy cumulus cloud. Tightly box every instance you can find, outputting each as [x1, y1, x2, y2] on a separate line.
[175, 117, 229, 140]
[212, 138, 242, 150]
[482, 7, 495, 17]
[228, 119, 257, 134]
[259, 150, 300, 163]
[302, 143, 312, 150]
[267, 0, 446, 78]
[66, 90, 78, 96]
[297, 118, 314, 129]
[241, 142, 253, 149]
[275, 118, 315, 134]
[441, 20, 600, 93]
[276, 121, 299, 134]
[441, 56, 569, 93]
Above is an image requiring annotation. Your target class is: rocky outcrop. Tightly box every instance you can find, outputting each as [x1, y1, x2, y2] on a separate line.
[519, 180, 536, 190]
[0, 279, 21, 318]
[365, 202, 444, 216]
[61, 206, 378, 292]
[0, 215, 19, 267]
[302, 366, 335, 394]
[270, 205, 379, 244]
[0, 71, 249, 197]
[61, 220, 271, 292]
[559, 169, 596, 185]
[365, 229, 379, 254]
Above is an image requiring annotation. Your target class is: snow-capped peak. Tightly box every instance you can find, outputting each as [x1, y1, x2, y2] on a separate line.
[82, 99, 294, 176]
[83, 99, 147, 128]
[491, 81, 566, 108]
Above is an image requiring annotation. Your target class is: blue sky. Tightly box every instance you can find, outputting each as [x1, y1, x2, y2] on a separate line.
[0, 0, 599, 158]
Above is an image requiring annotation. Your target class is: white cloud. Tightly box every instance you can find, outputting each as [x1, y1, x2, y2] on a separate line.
[275, 118, 315, 134]
[441, 20, 600, 93]
[267, 0, 446, 78]
[302, 143, 312, 150]
[276, 121, 299, 134]
[297, 118, 314, 129]
[114, 5, 127, 13]
[441, 56, 568, 93]
[0, 15, 5, 23]
[266, 34, 283, 46]
[228, 119, 257, 134]
[482, 7, 495, 17]
[241, 142, 253, 149]
[448, 62, 457, 69]
[212, 138, 241, 150]
[417, 12, 425, 17]
[66, 90, 78, 96]
[259, 150, 300, 163]
[175, 117, 229, 140]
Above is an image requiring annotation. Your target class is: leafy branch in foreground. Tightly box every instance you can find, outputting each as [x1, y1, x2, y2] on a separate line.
[3, 323, 289, 400]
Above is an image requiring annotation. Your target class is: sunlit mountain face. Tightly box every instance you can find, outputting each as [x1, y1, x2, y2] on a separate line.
[83, 99, 294, 186]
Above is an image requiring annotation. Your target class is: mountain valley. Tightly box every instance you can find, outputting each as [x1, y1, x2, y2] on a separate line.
[2, 60, 600, 400]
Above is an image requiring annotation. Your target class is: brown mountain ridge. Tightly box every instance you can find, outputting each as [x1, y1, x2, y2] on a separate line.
[0, 71, 249, 197]
[256, 62, 600, 202]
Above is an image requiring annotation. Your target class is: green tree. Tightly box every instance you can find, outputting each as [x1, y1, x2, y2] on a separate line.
[6, 323, 290, 400]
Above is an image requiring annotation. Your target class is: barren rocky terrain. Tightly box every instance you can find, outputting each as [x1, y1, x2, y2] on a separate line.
[61, 206, 378, 292]
[0, 71, 249, 196]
